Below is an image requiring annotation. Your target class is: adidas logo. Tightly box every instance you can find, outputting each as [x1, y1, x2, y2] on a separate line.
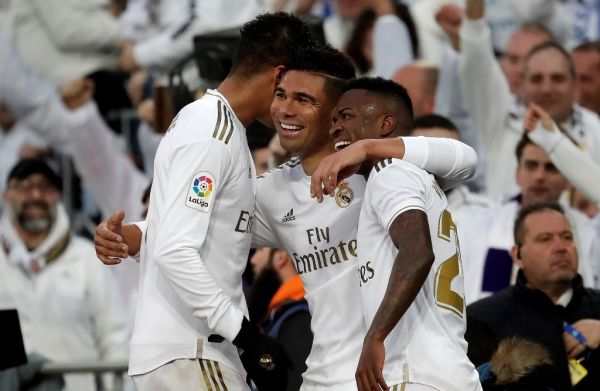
[281, 209, 296, 223]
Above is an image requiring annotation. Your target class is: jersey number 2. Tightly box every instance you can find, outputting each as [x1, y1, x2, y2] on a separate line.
[434, 210, 465, 317]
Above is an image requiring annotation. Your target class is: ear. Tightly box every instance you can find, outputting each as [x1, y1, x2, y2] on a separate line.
[380, 114, 397, 138]
[511, 244, 523, 268]
[272, 249, 287, 270]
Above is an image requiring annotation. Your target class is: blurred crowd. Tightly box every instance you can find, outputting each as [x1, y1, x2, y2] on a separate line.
[0, 0, 599, 390]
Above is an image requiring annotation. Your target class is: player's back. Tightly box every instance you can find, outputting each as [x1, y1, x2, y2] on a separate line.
[357, 158, 481, 390]
[130, 90, 256, 376]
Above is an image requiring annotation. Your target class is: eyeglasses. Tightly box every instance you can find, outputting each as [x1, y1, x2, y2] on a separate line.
[9, 179, 56, 194]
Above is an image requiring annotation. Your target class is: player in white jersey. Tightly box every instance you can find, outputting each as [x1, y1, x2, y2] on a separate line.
[95, 57, 478, 390]
[111, 13, 318, 391]
[315, 77, 481, 391]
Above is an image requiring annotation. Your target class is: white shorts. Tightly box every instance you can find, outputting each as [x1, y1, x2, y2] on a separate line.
[132, 358, 250, 391]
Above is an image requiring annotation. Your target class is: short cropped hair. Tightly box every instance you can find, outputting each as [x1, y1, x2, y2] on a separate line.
[525, 41, 576, 78]
[412, 114, 459, 133]
[572, 40, 600, 56]
[230, 12, 318, 79]
[343, 77, 414, 131]
[287, 45, 356, 100]
[513, 201, 565, 245]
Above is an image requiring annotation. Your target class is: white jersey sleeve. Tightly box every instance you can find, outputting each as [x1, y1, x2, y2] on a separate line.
[401, 137, 478, 190]
[252, 186, 282, 249]
[150, 115, 244, 341]
[369, 158, 432, 231]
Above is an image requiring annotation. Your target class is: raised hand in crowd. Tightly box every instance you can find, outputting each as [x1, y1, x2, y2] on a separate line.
[435, 4, 463, 51]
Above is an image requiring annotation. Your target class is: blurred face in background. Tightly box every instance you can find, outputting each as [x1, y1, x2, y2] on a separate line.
[500, 29, 550, 96]
[572, 49, 600, 113]
[516, 143, 567, 206]
[523, 47, 576, 124]
[4, 173, 59, 234]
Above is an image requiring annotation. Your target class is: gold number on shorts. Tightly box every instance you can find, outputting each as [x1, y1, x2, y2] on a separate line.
[434, 210, 465, 317]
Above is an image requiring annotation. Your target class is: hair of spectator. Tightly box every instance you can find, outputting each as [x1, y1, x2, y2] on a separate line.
[524, 41, 576, 79]
[513, 201, 565, 246]
[286, 44, 355, 101]
[346, 4, 419, 74]
[515, 134, 534, 163]
[229, 12, 319, 79]
[518, 22, 554, 42]
[412, 114, 459, 134]
[343, 76, 414, 132]
[572, 40, 600, 56]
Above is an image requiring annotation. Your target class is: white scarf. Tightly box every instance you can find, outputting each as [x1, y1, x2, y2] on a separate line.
[0, 203, 70, 277]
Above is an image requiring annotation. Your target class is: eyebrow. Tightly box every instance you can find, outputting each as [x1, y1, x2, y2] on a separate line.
[294, 91, 317, 103]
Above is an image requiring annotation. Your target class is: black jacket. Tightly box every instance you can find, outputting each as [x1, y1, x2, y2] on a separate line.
[468, 272, 600, 391]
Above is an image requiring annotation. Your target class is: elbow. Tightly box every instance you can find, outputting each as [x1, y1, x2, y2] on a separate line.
[459, 144, 478, 181]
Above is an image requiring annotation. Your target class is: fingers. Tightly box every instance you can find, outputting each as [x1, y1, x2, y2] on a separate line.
[95, 234, 128, 256]
[107, 209, 126, 229]
[310, 173, 325, 203]
[96, 254, 122, 265]
[356, 367, 387, 391]
[563, 332, 586, 359]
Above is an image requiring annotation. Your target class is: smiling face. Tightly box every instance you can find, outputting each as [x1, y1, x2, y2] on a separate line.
[330, 89, 387, 150]
[270, 71, 337, 157]
[523, 48, 576, 123]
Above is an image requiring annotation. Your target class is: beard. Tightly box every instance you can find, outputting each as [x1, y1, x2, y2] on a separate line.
[14, 201, 56, 234]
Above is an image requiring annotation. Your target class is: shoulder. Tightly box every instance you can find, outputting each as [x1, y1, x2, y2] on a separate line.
[369, 158, 433, 191]
[167, 92, 239, 146]
[467, 288, 517, 318]
[257, 157, 301, 181]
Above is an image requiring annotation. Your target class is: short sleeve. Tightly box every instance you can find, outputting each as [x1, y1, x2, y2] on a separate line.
[368, 161, 429, 231]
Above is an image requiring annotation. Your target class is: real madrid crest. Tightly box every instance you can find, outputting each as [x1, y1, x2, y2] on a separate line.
[335, 181, 354, 208]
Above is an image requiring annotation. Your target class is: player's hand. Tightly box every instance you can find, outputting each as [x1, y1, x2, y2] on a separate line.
[356, 334, 388, 391]
[233, 318, 292, 391]
[95, 210, 129, 264]
[310, 142, 367, 203]
[524, 103, 555, 134]
[563, 319, 600, 359]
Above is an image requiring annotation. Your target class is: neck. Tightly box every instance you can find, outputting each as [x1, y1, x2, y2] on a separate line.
[217, 73, 273, 128]
[14, 224, 49, 251]
[300, 144, 337, 176]
[531, 281, 571, 303]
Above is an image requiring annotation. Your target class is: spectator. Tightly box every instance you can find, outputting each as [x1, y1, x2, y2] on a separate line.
[345, 0, 417, 78]
[6, 0, 123, 87]
[116, 0, 261, 74]
[572, 41, 600, 114]
[468, 202, 600, 390]
[392, 63, 438, 117]
[246, 248, 312, 391]
[459, 135, 599, 302]
[0, 159, 128, 391]
[460, 0, 600, 200]
[410, 114, 493, 228]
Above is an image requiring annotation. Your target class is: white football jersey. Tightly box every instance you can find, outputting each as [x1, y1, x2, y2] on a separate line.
[129, 90, 255, 376]
[254, 159, 366, 390]
[357, 158, 481, 390]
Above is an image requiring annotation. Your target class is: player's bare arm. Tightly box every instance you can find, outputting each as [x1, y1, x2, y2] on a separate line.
[95, 209, 142, 264]
[311, 138, 406, 202]
[356, 209, 434, 391]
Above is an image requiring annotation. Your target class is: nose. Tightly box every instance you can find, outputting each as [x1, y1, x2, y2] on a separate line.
[329, 113, 342, 138]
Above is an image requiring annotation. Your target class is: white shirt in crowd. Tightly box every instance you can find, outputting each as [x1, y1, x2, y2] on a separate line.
[0, 204, 128, 391]
[357, 158, 481, 390]
[459, 18, 600, 200]
[129, 90, 255, 377]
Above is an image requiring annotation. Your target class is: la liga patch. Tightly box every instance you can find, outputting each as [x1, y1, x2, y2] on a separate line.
[186, 172, 216, 212]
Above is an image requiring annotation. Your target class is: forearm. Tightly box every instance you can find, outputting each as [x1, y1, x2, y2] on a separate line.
[368, 211, 434, 340]
[530, 125, 600, 207]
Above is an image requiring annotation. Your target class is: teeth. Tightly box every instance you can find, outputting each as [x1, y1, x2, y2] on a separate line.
[280, 123, 302, 131]
[335, 141, 351, 151]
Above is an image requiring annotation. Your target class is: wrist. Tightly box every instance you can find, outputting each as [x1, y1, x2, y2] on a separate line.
[365, 329, 387, 343]
[232, 318, 259, 350]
